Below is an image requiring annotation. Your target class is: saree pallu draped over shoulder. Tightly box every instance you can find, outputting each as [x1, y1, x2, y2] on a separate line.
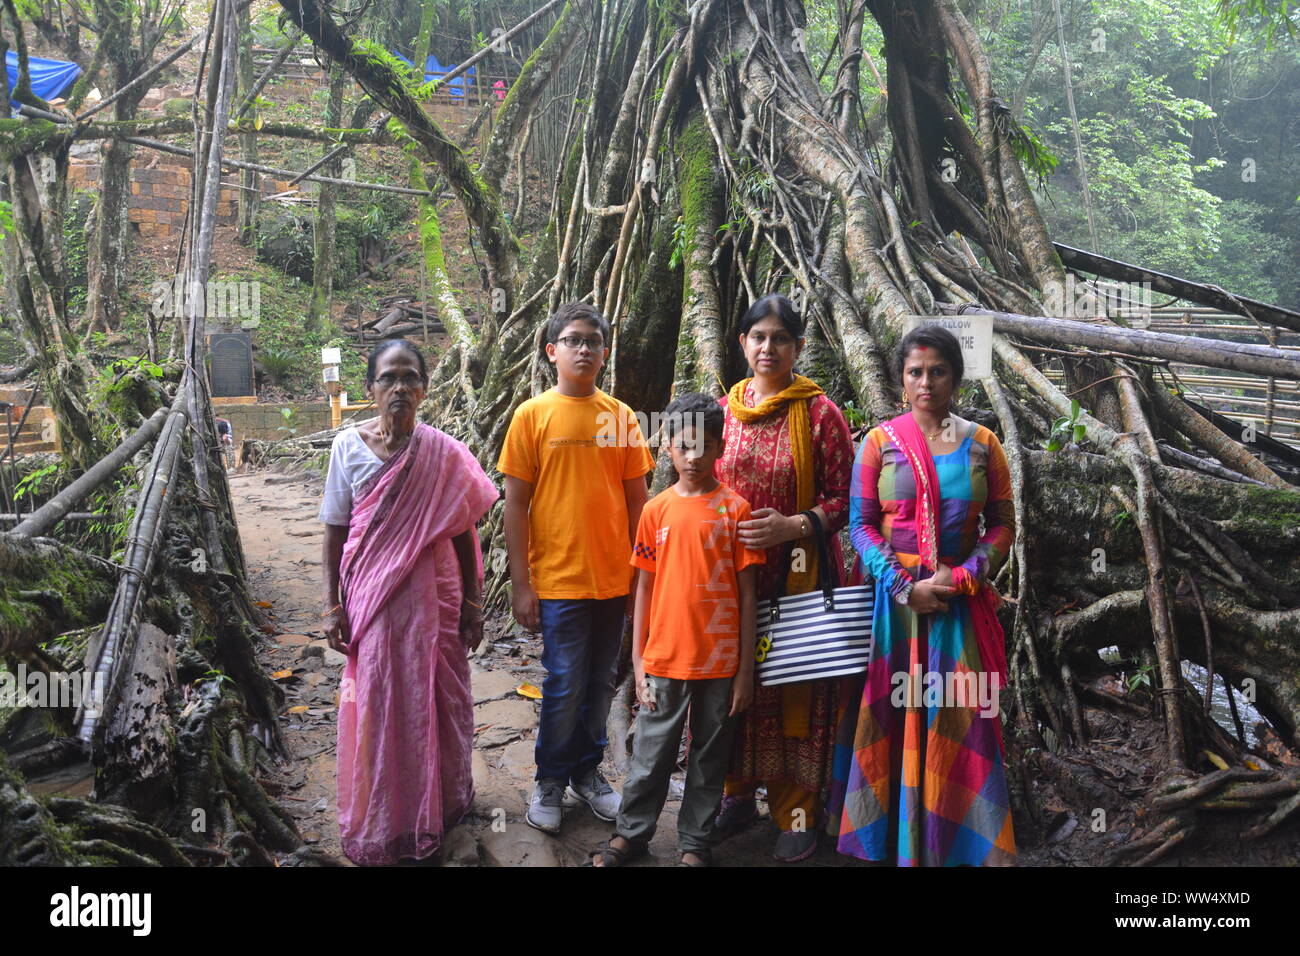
[337, 423, 498, 865]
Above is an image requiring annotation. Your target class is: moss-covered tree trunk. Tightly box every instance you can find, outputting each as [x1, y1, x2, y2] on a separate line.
[83, 0, 151, 337]
[236, 0, 260, 246]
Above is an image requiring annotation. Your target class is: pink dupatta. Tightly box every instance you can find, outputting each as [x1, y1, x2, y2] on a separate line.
[879, 412, 1008, 725]
[335, 423, 498, 865]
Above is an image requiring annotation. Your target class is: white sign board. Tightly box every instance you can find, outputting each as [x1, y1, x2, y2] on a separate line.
[320, 347, 341, 365]
[322, 365, 339, 382]
[904, 314, 993, 380]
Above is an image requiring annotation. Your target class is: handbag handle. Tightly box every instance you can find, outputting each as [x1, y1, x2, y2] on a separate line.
[771, 509, 838, 601]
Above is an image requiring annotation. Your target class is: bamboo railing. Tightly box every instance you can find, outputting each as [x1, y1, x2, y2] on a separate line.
[1041, 306, 1300, 450]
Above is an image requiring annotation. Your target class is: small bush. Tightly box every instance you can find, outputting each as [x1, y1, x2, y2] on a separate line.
[257, 346, 298, 385]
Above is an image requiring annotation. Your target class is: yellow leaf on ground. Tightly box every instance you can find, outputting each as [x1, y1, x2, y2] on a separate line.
[271, 669, 293, 680]
[1204, 750, 1229, 771]
[286, 705, 310, 714]
[515, 682, 542, 700]
[255, 601, 273, 608]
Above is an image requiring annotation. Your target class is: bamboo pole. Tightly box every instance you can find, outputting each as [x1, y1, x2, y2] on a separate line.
[1054, 243, 1300, 332]
[952, 304, 1300, 379]
[183, 0, 238, 577]
[1149, 385, 1292, 489]
[10, 408, 169, 537]
[74, 389, 190, 744]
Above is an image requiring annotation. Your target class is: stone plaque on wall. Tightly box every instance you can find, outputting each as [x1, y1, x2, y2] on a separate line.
[208, 331, 254, 397]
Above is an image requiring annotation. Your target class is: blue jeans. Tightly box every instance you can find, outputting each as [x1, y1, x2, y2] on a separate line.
[535, 596, 626, 783]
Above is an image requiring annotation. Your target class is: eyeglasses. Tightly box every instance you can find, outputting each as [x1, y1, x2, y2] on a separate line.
[374, 372, 425, 388]
[557, 335, 605, 351]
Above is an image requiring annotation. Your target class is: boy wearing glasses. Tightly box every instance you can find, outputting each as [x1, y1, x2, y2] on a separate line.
[498, 302, 655, 834]
[589, 393, 763, 866]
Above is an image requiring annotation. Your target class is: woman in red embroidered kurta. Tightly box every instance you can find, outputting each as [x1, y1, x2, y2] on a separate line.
[712, 294, 855, 863]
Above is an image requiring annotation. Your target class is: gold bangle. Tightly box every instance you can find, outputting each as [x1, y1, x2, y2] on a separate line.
[321, 604, 341, 618]
[464, 598, 482, 609]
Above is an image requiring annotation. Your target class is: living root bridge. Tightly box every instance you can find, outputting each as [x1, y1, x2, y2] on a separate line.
[0, 0, 334, 867]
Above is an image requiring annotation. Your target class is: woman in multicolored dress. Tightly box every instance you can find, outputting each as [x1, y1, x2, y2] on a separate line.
[835, 323, 1016, 866]
[711, 294, 856, 863]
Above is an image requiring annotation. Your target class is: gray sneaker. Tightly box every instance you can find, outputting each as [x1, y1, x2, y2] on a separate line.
[526, 779, 565, 834]
[568, 769, 621, 822]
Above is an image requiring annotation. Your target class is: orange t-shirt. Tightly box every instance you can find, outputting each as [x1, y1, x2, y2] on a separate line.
[498, 387, 655, 599]
[630, 483, 766, 680]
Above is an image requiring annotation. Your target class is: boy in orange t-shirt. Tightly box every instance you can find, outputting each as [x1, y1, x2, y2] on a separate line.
[499, 303, 655, 835]
[590, 393, 764, 867]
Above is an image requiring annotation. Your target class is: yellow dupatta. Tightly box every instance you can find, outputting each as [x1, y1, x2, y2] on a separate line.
[727, 372, 825, 737]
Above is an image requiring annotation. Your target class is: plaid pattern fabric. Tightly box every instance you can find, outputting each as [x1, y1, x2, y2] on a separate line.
[633, 541, 657, 563]
[834, 422, 1016, 866]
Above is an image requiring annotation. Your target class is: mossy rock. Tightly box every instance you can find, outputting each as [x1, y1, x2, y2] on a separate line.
[254, 207, 364, 285]
[163, 98, 191, 117]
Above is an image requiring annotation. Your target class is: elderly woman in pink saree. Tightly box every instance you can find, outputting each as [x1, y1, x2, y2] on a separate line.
[320, 340, 498, 865]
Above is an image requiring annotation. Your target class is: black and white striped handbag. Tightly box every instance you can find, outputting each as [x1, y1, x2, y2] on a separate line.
[755, 510, 875, 687]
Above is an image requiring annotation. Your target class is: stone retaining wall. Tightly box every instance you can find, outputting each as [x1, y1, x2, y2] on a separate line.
[68, 156, 293, 239]
[213, 402, 332, 445]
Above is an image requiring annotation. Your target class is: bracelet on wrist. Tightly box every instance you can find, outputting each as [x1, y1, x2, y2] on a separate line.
[321, 603, 341, 618]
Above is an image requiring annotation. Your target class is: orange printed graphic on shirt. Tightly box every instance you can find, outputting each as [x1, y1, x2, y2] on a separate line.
[631, 484, 766, 680]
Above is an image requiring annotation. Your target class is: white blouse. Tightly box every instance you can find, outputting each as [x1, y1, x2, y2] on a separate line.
[318, 427, 385, 526]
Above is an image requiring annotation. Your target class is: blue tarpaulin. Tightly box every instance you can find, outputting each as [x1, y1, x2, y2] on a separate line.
[390, 51, 474, 97]
[6, 51, 82, 111]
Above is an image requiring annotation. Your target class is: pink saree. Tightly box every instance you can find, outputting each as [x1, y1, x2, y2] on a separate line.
[336, 423, 498, 865]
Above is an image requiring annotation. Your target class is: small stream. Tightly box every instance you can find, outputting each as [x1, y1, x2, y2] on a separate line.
[1100, 646, 1264, 745]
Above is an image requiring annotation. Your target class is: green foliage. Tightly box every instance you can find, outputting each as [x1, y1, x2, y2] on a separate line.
[980, 0, 1299, 306]
[841, 400, 868, 430]
[15, 462, 60, 502]
[351, 37, 425, 97]
[1126, 662, 1157, 692]
[359, 201, 391, 242]
[107, 355, 165, 380]
[1217, 0, 1299, 44]
[668, 215, 689, 270]
[277, 406, 300, 439]
[258, 346, 298, 385]
[1006, 120, 1060, 186]
[1045, 399, 1088, 452]
[62, 190, 94, 316]
[0, 199, 12, 239]
[250, 7, 295, 48]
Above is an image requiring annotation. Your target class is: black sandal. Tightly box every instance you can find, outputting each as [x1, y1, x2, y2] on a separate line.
[585, 837, 649, 867]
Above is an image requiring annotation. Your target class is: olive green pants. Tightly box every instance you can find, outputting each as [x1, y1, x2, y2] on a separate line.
[615, 674, 736, 853]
